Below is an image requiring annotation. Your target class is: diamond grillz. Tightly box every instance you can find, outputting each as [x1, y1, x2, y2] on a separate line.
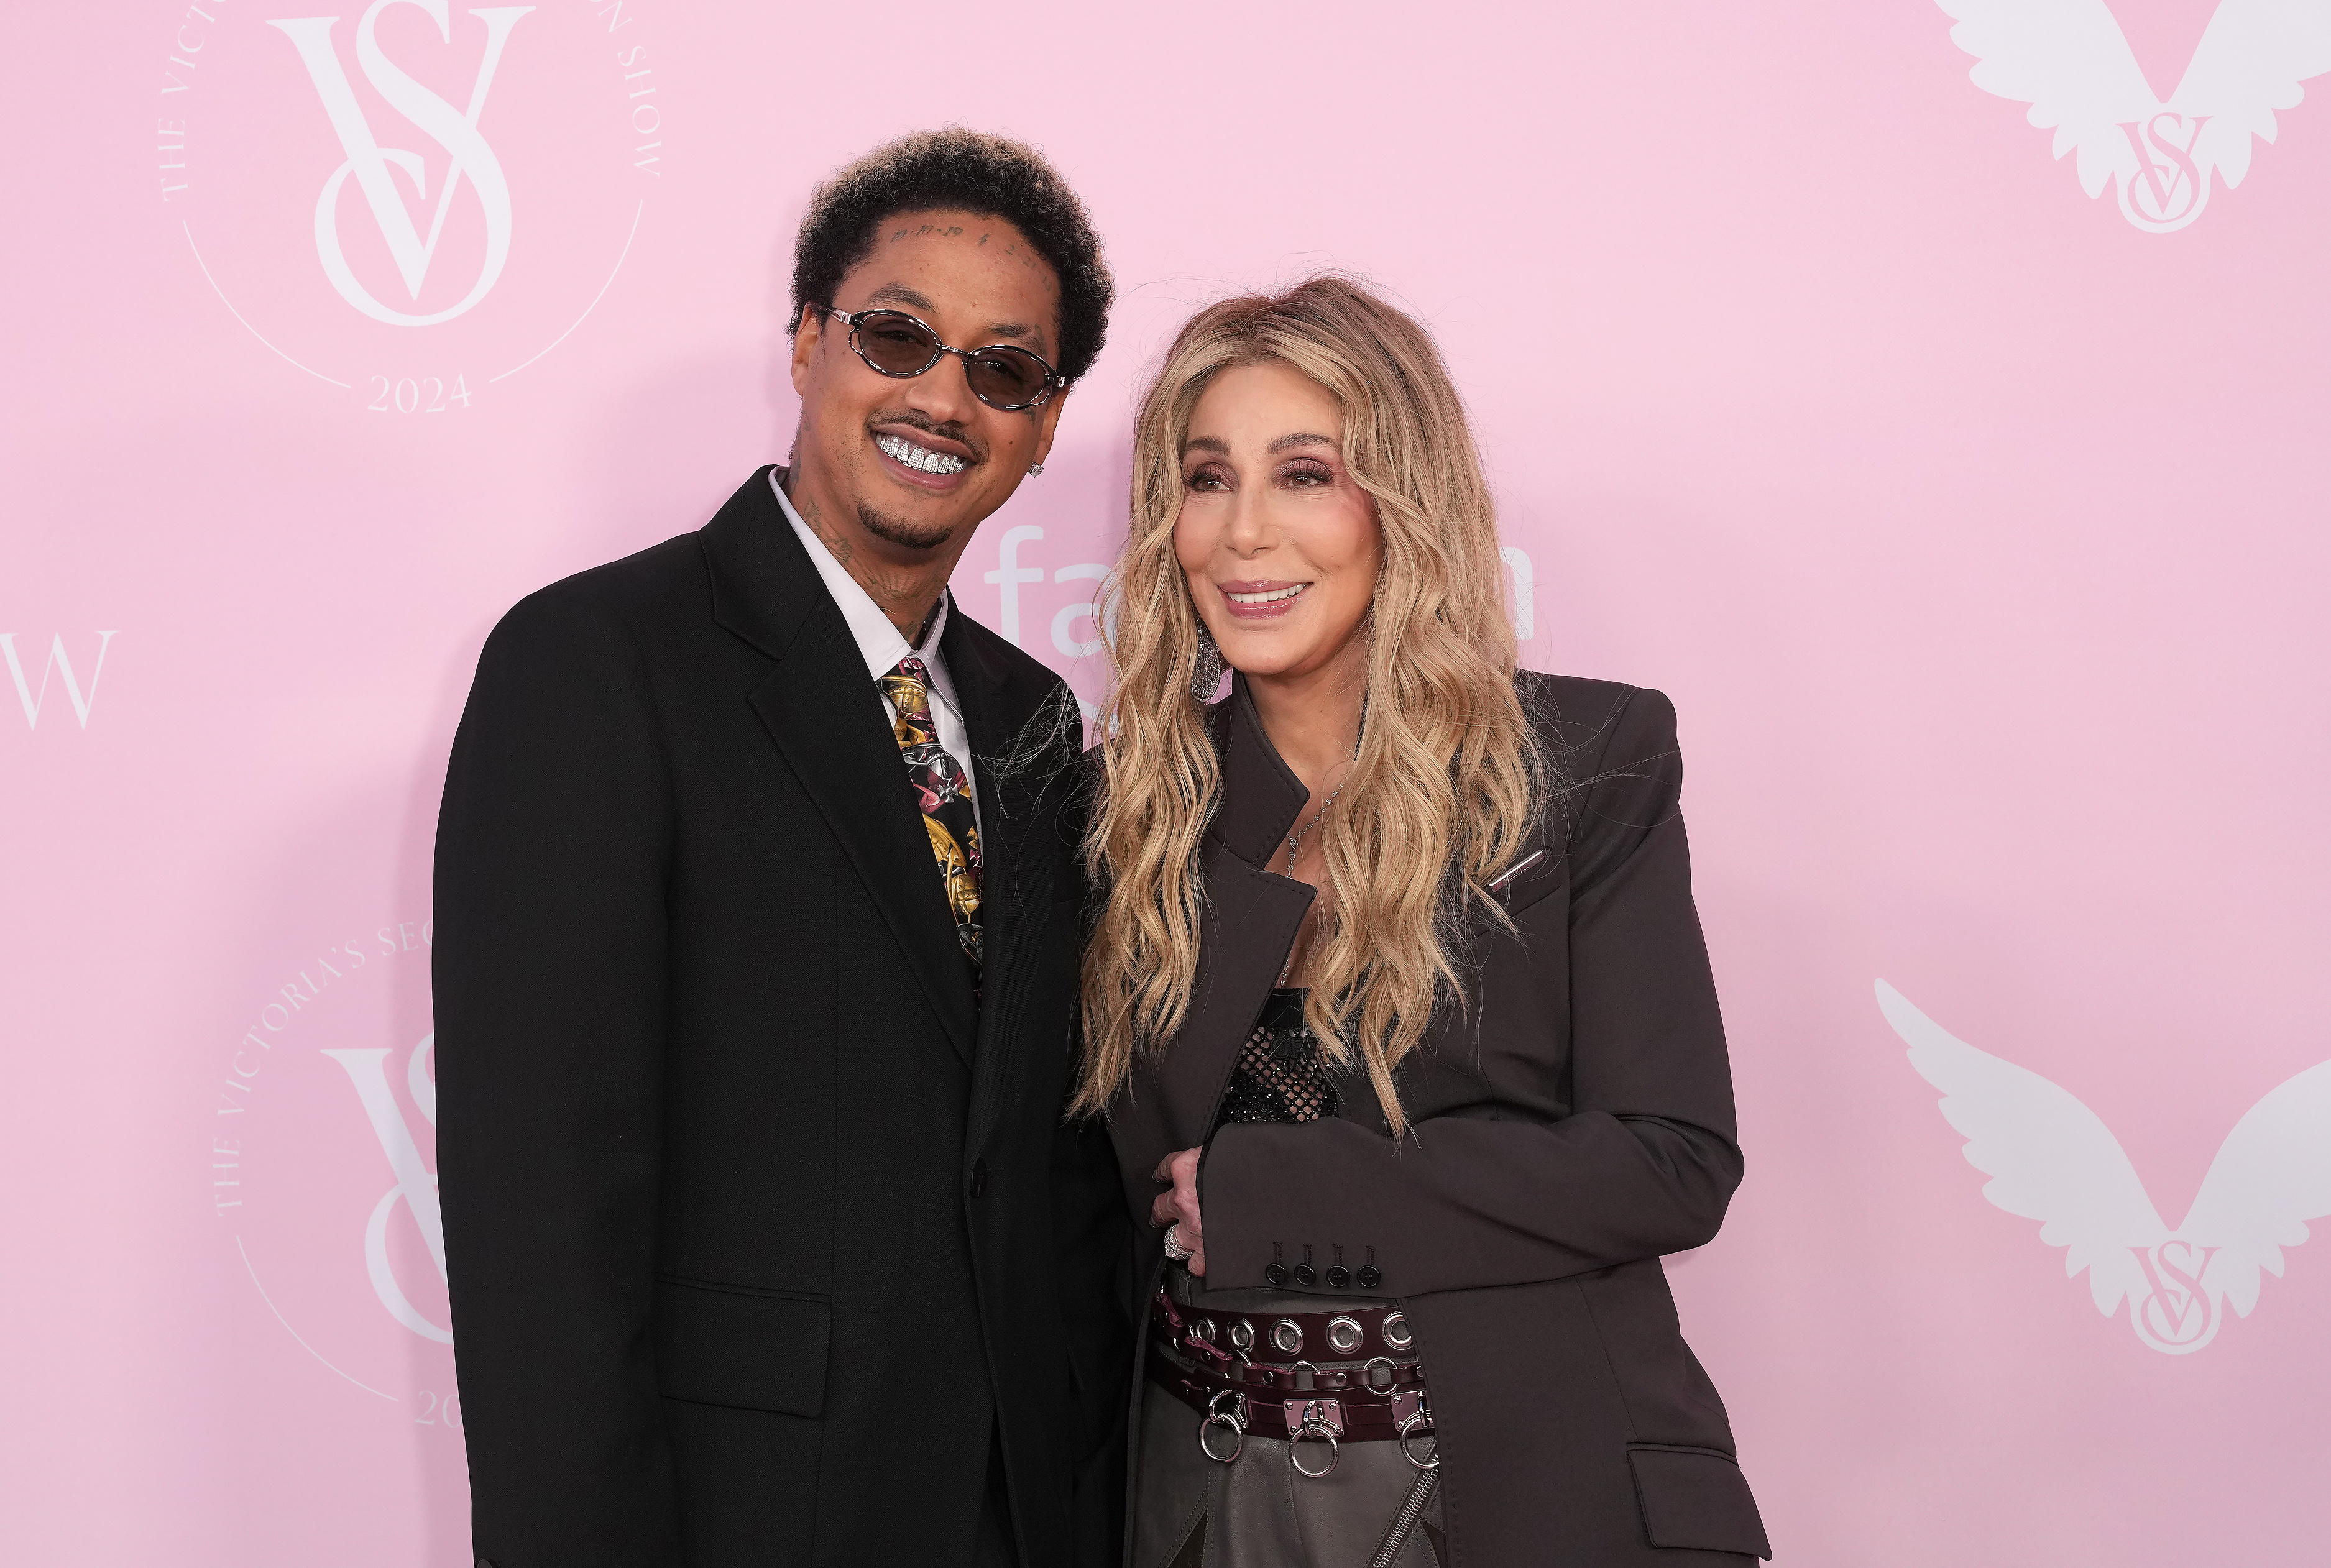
[875, 433, 967, 475]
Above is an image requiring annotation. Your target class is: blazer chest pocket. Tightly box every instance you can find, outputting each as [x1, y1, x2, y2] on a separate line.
[653, 1276, 831, 1418]
[1625, 1443, 1771, 1558]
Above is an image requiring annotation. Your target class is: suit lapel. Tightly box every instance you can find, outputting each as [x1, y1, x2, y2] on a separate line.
[705, 468, 978, 1065]
[940, 609, 1064, 1138]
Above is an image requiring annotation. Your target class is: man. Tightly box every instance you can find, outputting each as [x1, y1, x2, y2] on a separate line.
[434, 130, 1129, 1568]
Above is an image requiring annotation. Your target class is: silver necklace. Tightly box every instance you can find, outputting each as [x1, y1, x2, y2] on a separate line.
[1282, 781, 1343, 875]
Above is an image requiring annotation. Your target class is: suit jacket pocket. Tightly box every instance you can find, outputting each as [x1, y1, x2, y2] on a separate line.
[653, 1276, 831, 1417]
[1625, 1443, 1770, 1558]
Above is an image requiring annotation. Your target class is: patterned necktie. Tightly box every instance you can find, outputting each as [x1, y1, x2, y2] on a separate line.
[878, 655, 982, 976]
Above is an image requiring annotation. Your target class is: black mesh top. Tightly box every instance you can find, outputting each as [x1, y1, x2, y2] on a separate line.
[1213, 988, 1340, 1131]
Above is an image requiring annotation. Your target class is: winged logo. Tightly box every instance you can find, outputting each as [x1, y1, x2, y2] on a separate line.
[1878, 979, 2331, 1353]
[1939, 0, 2331, 230]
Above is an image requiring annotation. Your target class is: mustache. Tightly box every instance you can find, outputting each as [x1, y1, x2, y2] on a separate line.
[870, 412, 984, 465]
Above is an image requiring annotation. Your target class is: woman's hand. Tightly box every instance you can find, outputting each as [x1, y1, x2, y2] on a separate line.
[1150, 1147, 1205, 1277]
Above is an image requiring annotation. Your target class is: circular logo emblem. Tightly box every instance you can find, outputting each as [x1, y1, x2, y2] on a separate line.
[158, 0, 663, 408]
[209, 922, 459, 1414]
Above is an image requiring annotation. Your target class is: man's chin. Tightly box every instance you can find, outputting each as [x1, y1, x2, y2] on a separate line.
[856, 502, 962, 553]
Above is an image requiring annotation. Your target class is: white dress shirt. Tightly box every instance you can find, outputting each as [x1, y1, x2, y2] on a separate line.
[771, 470, 980, 832]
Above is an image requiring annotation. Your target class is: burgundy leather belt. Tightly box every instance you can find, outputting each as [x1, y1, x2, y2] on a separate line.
[1146, 1291, 1434, 1451]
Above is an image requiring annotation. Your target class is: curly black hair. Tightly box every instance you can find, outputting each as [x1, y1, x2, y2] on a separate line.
[790, 129, 1113, 385]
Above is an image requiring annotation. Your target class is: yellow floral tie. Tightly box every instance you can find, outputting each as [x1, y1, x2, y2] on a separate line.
[878, 656, 981, 974]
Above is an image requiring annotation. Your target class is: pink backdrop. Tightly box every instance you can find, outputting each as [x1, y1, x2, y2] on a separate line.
[8, 1, 2330, 1562]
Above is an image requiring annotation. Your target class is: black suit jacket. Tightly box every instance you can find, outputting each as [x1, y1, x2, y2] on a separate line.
[434, 469, 1130, 1568]
[1104, 674, 1770, 1566]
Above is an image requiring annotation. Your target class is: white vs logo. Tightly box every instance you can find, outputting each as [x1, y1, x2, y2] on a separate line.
[324, 1033, 451, 1342]
[1879, 981, 2331, 1352]
[1939, 0, 2331, 231]
[269, 1, 535, 324]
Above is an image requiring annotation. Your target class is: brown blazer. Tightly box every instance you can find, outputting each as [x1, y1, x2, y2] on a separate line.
[1103, 672, 1770, 1566]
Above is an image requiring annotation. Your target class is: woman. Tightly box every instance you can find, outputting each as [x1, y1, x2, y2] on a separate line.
[1077, 278, 1770, 1567]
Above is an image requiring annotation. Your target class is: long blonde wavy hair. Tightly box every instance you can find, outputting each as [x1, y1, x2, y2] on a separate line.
[1075, 277, 1542, 1134]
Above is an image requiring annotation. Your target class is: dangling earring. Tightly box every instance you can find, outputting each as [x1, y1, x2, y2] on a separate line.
[1189, 622, 1225, 703]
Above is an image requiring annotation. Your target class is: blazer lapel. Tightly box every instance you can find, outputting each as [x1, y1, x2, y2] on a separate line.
[704, 467, 978, 1065]
[1150, 679, 1316, 1146]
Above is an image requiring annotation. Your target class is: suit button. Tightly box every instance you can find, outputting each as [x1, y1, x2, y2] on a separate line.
[1326, 1266, 1351, 1289]
[1355, 1266, 1382, 1289]
[969, 1160, 990, 1198]
[1292, 1264, 1317, 1286]
[1264, 1263, 1289, 1286]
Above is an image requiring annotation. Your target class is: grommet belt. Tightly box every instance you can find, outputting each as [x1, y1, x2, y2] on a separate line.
[1149, 1289, 1418, 1365]
[1146, 1290, 1434, 1452]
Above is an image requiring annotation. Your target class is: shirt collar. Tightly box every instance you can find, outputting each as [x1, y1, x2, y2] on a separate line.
[770, 468, 952, 683]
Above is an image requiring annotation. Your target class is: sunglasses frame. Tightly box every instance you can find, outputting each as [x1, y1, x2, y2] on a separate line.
[817, 305, 1067, 411]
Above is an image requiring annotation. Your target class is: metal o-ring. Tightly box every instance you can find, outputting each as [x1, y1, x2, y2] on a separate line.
[1228, 1319, 1256, 1351]
[1381, 1311, 1413, 1349]
[1271, 1318, 1304, 1355]
[1326, 1316, 1364, 1355]
[1398, 1413, 1440, 1472]
[1199, 1390, 1247, 1464]
[1361, 1357, 1399, 1392]
[1289, 1422, 1341, 1479]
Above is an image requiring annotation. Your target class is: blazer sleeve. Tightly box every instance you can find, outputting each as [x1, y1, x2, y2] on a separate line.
[1197, 687, 1744, 1298]
[434, 587, 683, 1567]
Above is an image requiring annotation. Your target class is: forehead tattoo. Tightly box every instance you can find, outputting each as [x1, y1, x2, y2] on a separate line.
[853, 280, 1052, 358]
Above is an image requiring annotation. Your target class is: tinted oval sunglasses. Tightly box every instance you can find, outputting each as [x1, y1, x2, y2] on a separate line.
[815, 305, 1067, 412]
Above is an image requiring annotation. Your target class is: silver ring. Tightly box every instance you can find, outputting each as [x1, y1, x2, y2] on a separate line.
[1285, 1360, 1320, 1391]
[1381, 1311, 1412, 1349]
[1361, 1357, 1398, 1392]
[1270, 1318, 1304, 1355]
[1162, 1224, 1195, 1262]
[1398, 1413, 1440, 1472]
[1326, 1316, 1364, 1355]
[1199, 1414, 1244, 1463]
[1289, 1422, 1341, 1479]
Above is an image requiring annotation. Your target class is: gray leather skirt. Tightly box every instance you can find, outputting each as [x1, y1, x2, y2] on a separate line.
[1132, 1265, 1445, 1568]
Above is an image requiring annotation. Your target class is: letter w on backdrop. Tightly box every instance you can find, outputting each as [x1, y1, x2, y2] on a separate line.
[2, 632, 118, 730]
